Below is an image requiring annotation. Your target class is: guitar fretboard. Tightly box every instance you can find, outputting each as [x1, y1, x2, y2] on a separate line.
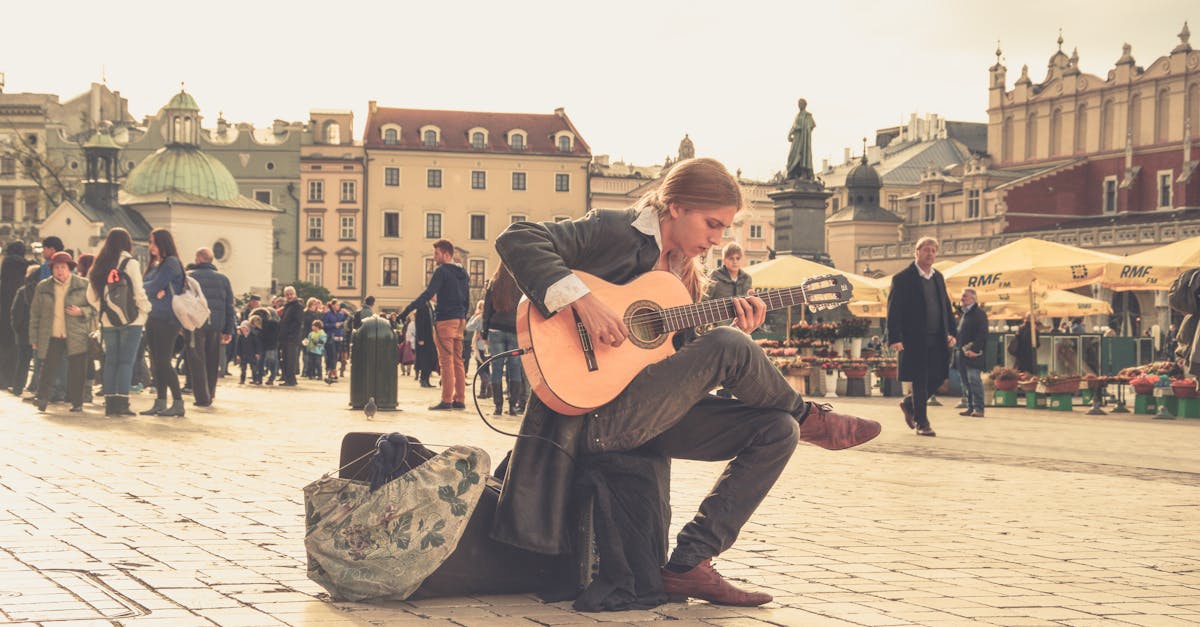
[645, 282, 842, 334]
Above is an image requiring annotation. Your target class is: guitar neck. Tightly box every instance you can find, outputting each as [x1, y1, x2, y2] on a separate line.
[658, 287, 810, 333]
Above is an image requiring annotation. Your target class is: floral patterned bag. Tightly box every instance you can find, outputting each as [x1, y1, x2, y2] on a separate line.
[304, 445, 490, 601]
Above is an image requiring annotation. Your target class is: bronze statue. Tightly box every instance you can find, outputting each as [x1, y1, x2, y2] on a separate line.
[786, 98, 816, 181]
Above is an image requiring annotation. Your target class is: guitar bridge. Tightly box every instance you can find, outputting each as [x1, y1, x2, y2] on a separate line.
[573, 310, 599, 372]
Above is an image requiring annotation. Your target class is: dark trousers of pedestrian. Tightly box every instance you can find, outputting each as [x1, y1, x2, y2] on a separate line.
[240, 359, 261, 384]
[259, 349, 278, 384]
[146, 316, 183, 400]
[324, 340, 340, 378]
[305, 352, 323, 379]
[281, 340, 299, 385]
[37, 338, 86, 407]
[906, 337, 945, 430]
[11, 341, 32, 394]
[186, 325, 222, 406]
[956, 357, 985, 414]
[580, 327, 804, 569]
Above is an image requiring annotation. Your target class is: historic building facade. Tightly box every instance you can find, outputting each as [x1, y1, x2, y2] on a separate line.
[299, 109, 364, 301]
[362, 103, 591, 309]
[849, 25, 1200, 334]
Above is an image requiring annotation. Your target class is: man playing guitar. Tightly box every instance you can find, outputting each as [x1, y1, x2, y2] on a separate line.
[492, 157, 881, 606]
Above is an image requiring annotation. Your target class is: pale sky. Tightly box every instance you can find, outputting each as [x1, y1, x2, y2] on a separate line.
[3, 1, 1196, 180]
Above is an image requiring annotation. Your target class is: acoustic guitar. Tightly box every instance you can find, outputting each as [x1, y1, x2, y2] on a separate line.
[516, 270, 853, 416]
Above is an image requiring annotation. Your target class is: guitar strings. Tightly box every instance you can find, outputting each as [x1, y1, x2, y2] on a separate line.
[623, 283, 844, 329]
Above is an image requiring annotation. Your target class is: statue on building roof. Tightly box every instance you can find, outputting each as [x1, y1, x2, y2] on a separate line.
[785, 98, 816, 181]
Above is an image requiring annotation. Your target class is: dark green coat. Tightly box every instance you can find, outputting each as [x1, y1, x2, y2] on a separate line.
[29, 274, 96, 359]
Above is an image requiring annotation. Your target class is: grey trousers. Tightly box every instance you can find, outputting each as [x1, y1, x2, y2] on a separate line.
[586, 327, 805, 567]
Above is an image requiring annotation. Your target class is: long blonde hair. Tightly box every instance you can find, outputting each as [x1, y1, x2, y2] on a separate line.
[634, 157, 743, 301]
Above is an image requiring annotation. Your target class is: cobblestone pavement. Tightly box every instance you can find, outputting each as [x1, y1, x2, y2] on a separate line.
[0, 372, 1198, 626]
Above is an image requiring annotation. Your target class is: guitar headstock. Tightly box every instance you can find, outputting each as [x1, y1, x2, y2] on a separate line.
[800, 274, 854, 312]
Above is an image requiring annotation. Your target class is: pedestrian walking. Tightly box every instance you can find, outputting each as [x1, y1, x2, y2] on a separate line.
[10, 264, 40, 396]
[706, 241, 752, 398]
[236, 319, 262, 384]
[0, 241, 34, 391]
[252, 305, 280, 384]
[184, 248, 236, 407]
[278, 286, 303, 386]
[412, 303, 437, 388]
[954, 288, 988, 418]
[398, 239, 470, 411]
[85, 228, 151, 417]
[321, 300, 347, 382]
[301, 297, 323, 378]
[465, 300, 491, 397]
[140, 228, 186, 417]
[887, 236, 955, 437]
[482, 263, 526, 416]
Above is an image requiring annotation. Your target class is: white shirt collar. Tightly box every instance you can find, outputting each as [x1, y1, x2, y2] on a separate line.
[632, 205, 663, 254]
[916, 263, 934, 280]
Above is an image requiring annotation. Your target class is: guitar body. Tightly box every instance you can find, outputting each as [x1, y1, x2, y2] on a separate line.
[517, 271, 691, 416]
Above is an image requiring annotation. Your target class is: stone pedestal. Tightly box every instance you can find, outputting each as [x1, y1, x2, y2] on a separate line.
[770, 180, 833, 264]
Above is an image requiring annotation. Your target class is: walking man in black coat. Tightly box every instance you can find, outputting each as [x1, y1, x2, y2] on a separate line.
[185, 248, 236, 407]
[887, 237, 955, 437]
[278, 286, 304, 386]
[955, 288, 989, 418]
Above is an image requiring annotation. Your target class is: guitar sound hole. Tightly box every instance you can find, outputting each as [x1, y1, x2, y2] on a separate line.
[625, 302, 667, 349]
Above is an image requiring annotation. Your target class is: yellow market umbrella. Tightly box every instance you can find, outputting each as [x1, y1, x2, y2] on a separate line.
[941, 238, 1119, 295]
[1102, 236, 1200, 291]
[846, 300, 886, 318]
[988, 289, 1113, 318]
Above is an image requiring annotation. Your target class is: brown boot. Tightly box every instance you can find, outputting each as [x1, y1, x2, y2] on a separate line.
[799, 402, 881, 450]
[660, 559, 772, 606]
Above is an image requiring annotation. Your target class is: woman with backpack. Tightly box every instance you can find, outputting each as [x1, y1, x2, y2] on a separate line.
[86, 228, 152, 417]
[140, 229, 186, 417]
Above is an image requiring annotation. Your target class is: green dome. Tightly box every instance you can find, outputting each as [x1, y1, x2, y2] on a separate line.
[125, 146, 240, 201]
[165, 90, 201, 111]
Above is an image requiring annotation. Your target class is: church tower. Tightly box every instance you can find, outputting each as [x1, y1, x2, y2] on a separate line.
[82, 128, 120, 212]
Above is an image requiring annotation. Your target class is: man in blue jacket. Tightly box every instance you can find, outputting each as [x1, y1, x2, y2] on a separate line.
[399, 239, 470, 410]
[185, 248, 236, 407]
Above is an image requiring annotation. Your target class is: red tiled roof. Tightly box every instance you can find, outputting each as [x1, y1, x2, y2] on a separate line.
[363, 106, 591, 156]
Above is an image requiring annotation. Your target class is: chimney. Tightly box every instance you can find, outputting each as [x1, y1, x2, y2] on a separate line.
[822, 158, 830, 171]
[594, 154, 609, 167]
[368, 100, 378, 115]
[843, 147, 851, 164]
[554, 107, 566, 117]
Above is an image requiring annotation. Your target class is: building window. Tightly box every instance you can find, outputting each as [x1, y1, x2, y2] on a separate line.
[307, 215, 323, 240]
[427, 169, 442, 188]
[1, 157, 16, 177]
[923, 194, 936, 223]
[306, 260, 323, 286]
[425, 213, 442, 238]
[888, 194, 898, 211]
[384, 167, 400, 186]
[339, 260, 355, 288]
[1103, 177, 1118, 214]
[511, 214, 526, 224]
[340, 180, 356, 202]
[0, 193, 13, 222]
[557, 136, 571, 152]
[469, 259, 486, 288]
[471, 170, 486, 190]
[383, 211, 400, 238]
[471, 132, 485, 149]
[423, 130, 437, 147]
[382, 256, 400, 286]
[510, 133, 525, 150]
[470, 215, 486, 240]
[254, 189, 272, 205]
[325, 122, 340, 145]
[308, 180, 324, 202]
[340, 215, 355, 240]
[831, 197, 839, 212]
[23, 192, 38, 220]
[383, 128, 399, 145]
[967, 189, 981, 219]
[749, 224, 763, 239]
[555, 173, 570, 192]
[424, 258, 436, 284]
[1158, 171, 1173, 209]
[512, 172, 526, 190]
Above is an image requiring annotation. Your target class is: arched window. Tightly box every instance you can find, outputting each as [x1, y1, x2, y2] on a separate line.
[383, 128, 398, 145]
[1024, 111, 1038, 161]
[1002, 116, 1014, 163]
[471, 132, 485, 149]
[1156, 88, 1171, 144]
[1049, 108, 1062, 157]
[510, 132, 525, 150]
[1129, 93, 1143, 147]
[557, 135, 571, 152]
[325, 122, 341, 145]
[1100, 99, 1115, 151]
[1074, 104, 1088, 154]
[423, 130, 438, 147]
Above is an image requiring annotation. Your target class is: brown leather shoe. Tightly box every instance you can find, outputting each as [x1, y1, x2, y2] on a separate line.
[916, 427, 937, 436]
[900, 398, 917, 429]
[661, 559, 772, 606]
[799, 402, 881, 450]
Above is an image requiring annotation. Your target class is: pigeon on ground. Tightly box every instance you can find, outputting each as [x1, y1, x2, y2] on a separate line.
[364, 396, 377, 420]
